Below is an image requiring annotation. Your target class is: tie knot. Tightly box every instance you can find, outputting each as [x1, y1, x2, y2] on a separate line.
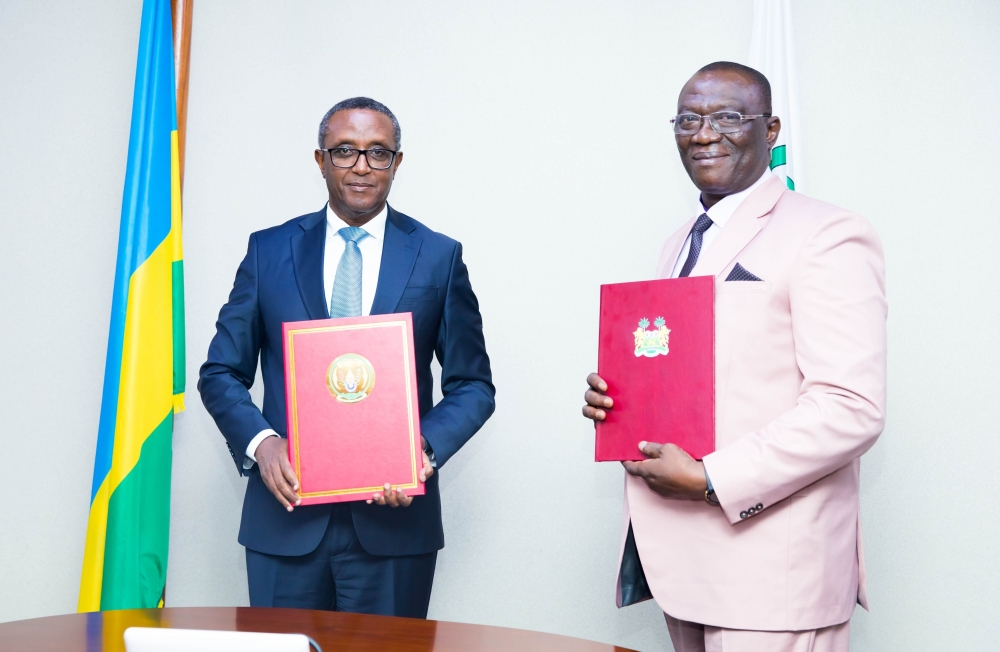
[338, 226, 370, 245]
[692, 213, 713, 234]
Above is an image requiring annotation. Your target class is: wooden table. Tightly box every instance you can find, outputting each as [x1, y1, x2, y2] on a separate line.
[0, 607, 638, 651]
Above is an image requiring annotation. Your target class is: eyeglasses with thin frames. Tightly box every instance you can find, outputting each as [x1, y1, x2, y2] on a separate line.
[670, 112, 771, 136]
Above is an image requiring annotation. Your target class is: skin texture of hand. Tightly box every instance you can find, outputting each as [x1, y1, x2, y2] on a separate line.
[366, 450, 434, 507]
[623, 442, 707, 501]
[255, 435, 301, 512]
[582, 373, 612, 421]
[257, 434, 435, 510]
[583, 373, 708, 501]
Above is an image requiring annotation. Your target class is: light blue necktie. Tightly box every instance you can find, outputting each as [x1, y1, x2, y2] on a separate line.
[328, 226, 370, 318]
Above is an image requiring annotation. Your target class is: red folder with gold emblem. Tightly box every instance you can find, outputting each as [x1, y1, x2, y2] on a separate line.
[282, 313, 424, 505]
[595, 276, 715, 462]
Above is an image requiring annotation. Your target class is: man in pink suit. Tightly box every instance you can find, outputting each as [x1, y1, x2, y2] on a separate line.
[582, 62, 886, 651]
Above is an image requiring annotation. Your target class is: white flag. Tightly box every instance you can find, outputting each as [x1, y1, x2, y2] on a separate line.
[749, 0, 802, 191]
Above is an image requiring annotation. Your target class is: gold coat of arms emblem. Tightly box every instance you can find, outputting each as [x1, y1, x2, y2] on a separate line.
[634, 317, 670, 358]
[327, 353, 376, 403]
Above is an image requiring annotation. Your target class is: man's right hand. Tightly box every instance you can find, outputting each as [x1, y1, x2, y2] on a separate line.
[255, 435, 301, 512]
[582, 373, 613, 423]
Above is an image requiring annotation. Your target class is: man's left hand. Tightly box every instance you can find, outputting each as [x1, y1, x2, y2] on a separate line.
[622, 442, 707, 501]
[366, 450, 434, 507]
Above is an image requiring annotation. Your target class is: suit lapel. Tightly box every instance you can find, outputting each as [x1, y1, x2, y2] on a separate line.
[691, 175, 786, 278]
[658, 215, 697, 279]
[290, 207, 329, 320]
[370, 205, 422, 315]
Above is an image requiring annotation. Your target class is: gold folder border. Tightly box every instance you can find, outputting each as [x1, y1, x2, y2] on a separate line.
[286, 320, 420, 498]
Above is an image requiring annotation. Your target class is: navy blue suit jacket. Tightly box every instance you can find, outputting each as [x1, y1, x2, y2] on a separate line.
[198, 205, 495, 557]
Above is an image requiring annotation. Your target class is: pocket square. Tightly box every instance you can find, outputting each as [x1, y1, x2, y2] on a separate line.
[725, 263, 763, 282]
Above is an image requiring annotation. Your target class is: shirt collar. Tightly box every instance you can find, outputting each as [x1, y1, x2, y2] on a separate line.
[326, 203, 388, 241]
[699, 168, 773, 229]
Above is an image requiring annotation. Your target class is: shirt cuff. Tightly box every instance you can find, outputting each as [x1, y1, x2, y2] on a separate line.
[244, 429, 279, 470]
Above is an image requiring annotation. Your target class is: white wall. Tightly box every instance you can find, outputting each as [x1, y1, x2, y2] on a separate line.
[1, 1, 998, 650]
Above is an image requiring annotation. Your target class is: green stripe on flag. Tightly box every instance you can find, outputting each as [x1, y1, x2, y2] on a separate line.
[785, 177, 795, 190]
[769, 144, 787, 170]
[171, 260, 185, 397]
[100, 412, 173, 610]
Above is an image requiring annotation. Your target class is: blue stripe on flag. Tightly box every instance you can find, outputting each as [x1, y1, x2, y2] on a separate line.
[90, 0, 177, 501]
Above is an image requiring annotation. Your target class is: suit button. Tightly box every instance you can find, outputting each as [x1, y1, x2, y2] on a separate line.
[748, 507, 756, 515]
[740, 511, 748, 519]
[756, 503, 763, 510]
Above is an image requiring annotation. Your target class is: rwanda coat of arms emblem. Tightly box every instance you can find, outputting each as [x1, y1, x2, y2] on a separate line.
[327, 353, 376, 403]
[633, 317, 670, 358]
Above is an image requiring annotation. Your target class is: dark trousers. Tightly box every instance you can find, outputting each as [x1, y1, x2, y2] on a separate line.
[245, 503, 437, 618]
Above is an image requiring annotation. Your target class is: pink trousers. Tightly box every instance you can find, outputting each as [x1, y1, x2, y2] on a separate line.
[664, 613, 851, 652]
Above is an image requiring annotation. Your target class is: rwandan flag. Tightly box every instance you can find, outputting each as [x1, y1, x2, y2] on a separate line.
[79, 0, 184, 612]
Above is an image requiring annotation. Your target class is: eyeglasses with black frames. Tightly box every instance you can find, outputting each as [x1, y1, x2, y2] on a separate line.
[322, 147, 398, 170]
[670, 112, 771, 136]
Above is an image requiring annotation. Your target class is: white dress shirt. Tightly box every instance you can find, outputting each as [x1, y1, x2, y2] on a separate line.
[323, 203, 387, 318]
[243, 204, 389, 468]
[668, 168, 773, 279]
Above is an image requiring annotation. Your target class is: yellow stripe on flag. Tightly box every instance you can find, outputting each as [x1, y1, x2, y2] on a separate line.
[170, 131, 185, 414]
[78, 237, 174, 611]
[170, 132, 183, 265]
[78, 476, 111, 612]
[110, 238, 173, 493]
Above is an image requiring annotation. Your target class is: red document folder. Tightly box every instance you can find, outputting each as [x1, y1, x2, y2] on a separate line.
[595, 276, 715, 461]
[283, 313, 424, 505]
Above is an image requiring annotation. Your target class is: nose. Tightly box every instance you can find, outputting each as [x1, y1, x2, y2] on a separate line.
[691, 116, 722, 145]
[351, 151, 372, 174]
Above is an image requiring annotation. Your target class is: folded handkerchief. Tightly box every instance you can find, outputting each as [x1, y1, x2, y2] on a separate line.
[725, 263, 763, 282]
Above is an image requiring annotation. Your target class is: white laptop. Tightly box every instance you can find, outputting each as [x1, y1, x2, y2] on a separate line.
[123, 627, 321, 652]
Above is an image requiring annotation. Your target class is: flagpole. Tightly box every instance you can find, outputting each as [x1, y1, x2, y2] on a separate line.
[171, 0, 193, 189]
[163, 0, 192, 610]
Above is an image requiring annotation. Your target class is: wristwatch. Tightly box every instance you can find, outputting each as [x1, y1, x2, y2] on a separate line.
[704, 471, 720, 506]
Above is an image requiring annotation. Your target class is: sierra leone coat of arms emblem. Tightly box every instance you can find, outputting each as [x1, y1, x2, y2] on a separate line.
[633, 317, 670, 358]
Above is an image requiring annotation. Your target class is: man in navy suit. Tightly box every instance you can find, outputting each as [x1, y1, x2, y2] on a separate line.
[199, 97, 495, 617]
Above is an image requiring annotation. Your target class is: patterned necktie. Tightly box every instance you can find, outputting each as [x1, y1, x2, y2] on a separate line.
[328, 226, 371, 318]
[678, 213, 714, 278]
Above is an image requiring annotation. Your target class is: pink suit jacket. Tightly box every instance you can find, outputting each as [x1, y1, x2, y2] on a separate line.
[619, 175, 887, 631]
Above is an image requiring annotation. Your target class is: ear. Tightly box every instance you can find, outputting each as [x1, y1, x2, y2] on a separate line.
[387, 151, 403, 181]
[314, 149, 326, 176]
[765, 117, 781, 148]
